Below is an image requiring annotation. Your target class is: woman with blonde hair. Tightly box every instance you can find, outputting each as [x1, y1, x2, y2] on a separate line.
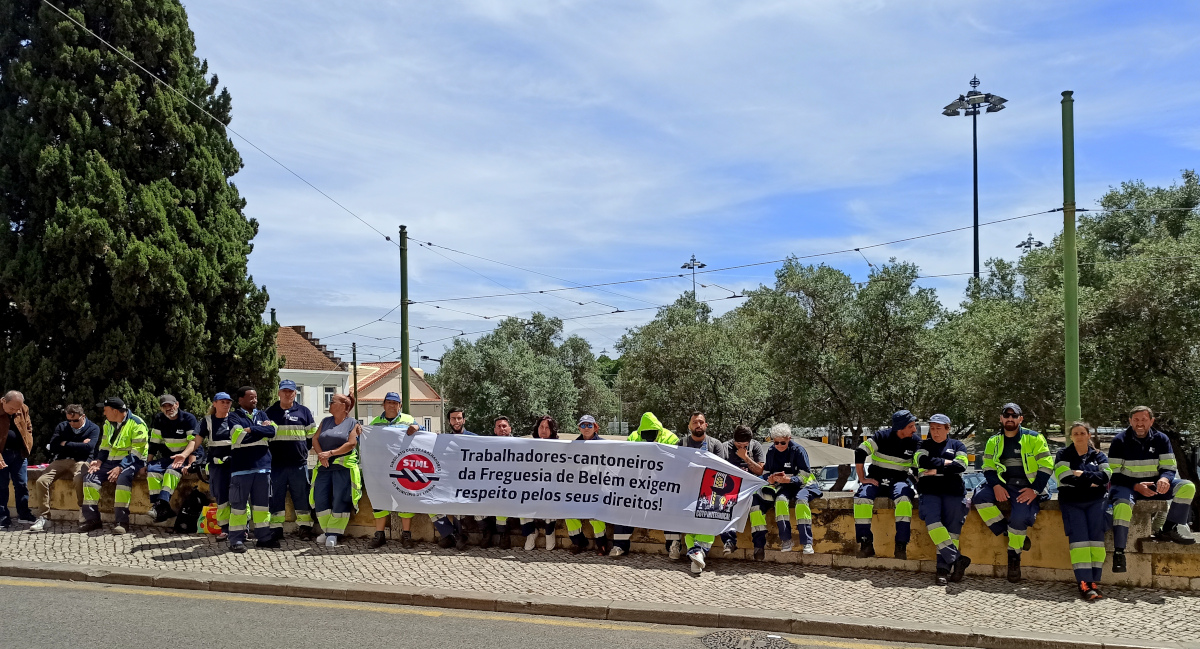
[310, 393, 363, 548]
[1054, 421, 1112, 600]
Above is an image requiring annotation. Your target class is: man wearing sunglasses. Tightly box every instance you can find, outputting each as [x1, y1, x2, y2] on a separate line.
[759, 422, 822, 559]
[971, 402, 1053, 583]
[30, 405, 100, 532]
[565, 414, 610, 555]
[854, 410, 921, 560]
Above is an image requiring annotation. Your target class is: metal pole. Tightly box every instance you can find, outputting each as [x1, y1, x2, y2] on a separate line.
[972, 110, 980, 280]
[352, 342, 360, 420]
[1061, 91, 1081, 423]
[692, 264, 697, 297]
[400, 225, 411, 414]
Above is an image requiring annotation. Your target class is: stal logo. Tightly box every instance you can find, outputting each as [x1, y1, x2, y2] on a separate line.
[390, 450, 441, 494]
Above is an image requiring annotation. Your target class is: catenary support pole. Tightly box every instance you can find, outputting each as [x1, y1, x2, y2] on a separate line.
[1061, 91, 1081, 423]
[352, 342, 360, 420]
[400, 225, 411, 414]
[973, 109, 980, 279]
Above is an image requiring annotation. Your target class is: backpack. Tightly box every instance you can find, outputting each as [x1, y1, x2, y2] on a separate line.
[174, 488, 212, 534]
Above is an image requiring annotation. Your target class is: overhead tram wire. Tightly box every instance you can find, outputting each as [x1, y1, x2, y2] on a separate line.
[409, 207, 1059, 305]
[41, 1, 398, 248]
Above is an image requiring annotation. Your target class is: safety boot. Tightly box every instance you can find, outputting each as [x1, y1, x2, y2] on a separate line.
[950, 554, 971, 583]
[479, 520, 496, 549]
[894, 541, 907, 561]
[369, 531, 387, 549]
[499, 529, 512, 550]
[1163, 522, 1197, 545]
[1111, 549, 1126, 573]
[438, 534, 455, 549]
[935, 568, 949, 586]
[400, 531, 414, 549]
[1007, 549, 1022, 583]
[857, 538, 875, 559]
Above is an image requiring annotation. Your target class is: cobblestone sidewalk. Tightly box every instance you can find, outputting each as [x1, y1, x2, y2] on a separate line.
[0, 521, 1196, 644]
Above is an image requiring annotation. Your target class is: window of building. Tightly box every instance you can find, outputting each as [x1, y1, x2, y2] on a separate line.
[323, 386, 335, 410]
[293, 387, 304, 406]
[424, 417, 432, 431]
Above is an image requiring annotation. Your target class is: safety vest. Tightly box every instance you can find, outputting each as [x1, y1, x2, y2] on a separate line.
[982, 428, 1054, 487]
[370, 413, 415, 427]
[626, 412, 679, 445]
[101, 413, 149, 462]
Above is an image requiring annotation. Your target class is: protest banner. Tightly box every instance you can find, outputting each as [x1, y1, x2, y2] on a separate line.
[359, 427, 766, 535]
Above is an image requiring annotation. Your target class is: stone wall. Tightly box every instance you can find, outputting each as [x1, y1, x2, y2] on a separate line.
[13, 470, 1199, 590]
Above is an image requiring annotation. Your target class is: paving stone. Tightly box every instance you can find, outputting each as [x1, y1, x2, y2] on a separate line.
[0, 520, 1196, 645]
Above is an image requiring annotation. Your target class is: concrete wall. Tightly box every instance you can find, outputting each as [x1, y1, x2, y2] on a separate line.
[16, 472, 1199, 591]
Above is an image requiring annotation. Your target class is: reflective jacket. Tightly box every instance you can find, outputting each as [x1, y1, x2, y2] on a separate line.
[98, 412, 149, 469]
[982, 427, 1053, 492]
[226, 408, 277, 473]
[149, 411, 200, 459]
[266, 402, 316, 468]
[200, 414, 232, 465]
[914, 437, 969, 496]
[1054, 445, 1111, 503]
[856, 427, 920, 483]
[764, 440, 818, 487]
[1107, 428, 1177, 489]
[627, 412, 679, 445]
[370, 413, 415, 427]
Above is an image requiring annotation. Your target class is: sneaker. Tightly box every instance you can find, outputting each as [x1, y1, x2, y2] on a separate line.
[1112, 549, 1127, 573]
[753, 547, 765, 561]
[147, 502, 161, 521]
[79, 520, 101, 533]
[780, 539, 794, 552]
[688, 550, 706, 575]
[215, 532, 228, 542]
[935, 569, 949, 586]
[1007, 549, 1022, 583]
[316, 533, 328, 545]
[369, 531, 387, 549]
[29, 517, 49, 533]
[112, 525, 126, 535]
[400, 531, 414, 549]
[668, 540, 682, 560]
[230, 542, 247, 553]
[894, 541, 907, 561]
[1079, 581, 1099, 601]
[609, 546, 626, 557]
[256, 538, 280, 549]
[154, 504, 176, 523]
[595, 538, 611, 556]
[858, 539, 875, 559]
[325, 535, 337, 548]
[524, 533, 538, 551]
[438, 534, 455, 549]
[950, 555, 971, 583]
[802, 543, 815, 555]
[0, 524, 9, 532]
[1089, 582, 1104, 599]
[544, 534, 555, 551]
[722, 541, 736, 556]
[455, 534, 468, 551]
[1163, 523, 1197, 545]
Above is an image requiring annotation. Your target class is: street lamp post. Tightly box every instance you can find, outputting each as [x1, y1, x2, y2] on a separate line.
[681, 255, 706, 297]
[942, 76, 1007, 280]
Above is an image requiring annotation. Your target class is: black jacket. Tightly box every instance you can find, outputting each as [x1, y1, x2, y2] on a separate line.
[48, 418, 101, 462]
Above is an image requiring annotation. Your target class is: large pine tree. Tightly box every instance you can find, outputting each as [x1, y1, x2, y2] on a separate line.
[0, 0, 278, 452]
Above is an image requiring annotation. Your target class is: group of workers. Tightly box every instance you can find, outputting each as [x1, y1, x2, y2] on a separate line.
[0, 387, 1195, 599]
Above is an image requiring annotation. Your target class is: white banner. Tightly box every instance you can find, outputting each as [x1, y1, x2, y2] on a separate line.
[359, 427, 766, 535]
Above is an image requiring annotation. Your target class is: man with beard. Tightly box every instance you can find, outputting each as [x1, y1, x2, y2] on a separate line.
[971, 403, 1053, 582]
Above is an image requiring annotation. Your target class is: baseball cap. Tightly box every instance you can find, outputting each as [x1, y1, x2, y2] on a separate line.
[1001, 403, 1023, 416]
[159, 394, 178, 406]
[929, 413, 952, 426]
[98, 397, 126, 410]
[891, 410, 917, 430]
[384, 392, 401, 403]
[578, 415, 597, 426]
[213, 392, 232, 402]
[279, 379, 298, 391]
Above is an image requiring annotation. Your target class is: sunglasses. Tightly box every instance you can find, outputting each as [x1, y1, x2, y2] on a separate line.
[773, 440, 789, 446]
[580, 423, 595, 429]
[1001, 413, 1019, 419]
[66, 416, 82, 423]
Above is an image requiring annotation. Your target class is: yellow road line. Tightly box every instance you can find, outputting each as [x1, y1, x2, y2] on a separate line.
[0, 577, 911, 649]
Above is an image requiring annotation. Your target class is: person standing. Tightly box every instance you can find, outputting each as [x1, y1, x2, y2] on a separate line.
[971, 403, 1054, 583]
[760, 423, 822, 559]
[521, 415, 560, 551]
[854, 410, 921, 559]
[225, 386, 278, 552]
[311, 394, 364, 548]
[721, 424, 765, 556]
[914, 414, 971, 586]
[0, 391, 34, 530]
[30, 405, 99, 532]
[81, 397, 148, 534]
[1108, 406, 1195, 573]
[565, 414, 609, 555]
[610, 412, 680, 557]
[1055, 421, 1111, 600]
[265, 380, 317, 542]
[365, 392, 419, 549]
[146, 394, 201, 522]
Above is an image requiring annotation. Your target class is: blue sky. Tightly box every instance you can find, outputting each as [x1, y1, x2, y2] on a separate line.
[183, 1, 1200, 363]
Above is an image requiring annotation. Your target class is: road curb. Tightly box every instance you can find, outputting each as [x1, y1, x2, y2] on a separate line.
[0, 560, 1186, 649]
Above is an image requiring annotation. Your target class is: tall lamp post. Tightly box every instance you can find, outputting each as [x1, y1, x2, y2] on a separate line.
[942, 76, 1007, 280]
[681, 255, 706, 296]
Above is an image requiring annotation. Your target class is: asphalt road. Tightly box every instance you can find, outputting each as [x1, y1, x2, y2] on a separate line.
[0, 577, 924, 649]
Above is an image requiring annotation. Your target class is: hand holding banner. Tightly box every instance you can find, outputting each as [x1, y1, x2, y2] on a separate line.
[359, 426, 766, 535]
